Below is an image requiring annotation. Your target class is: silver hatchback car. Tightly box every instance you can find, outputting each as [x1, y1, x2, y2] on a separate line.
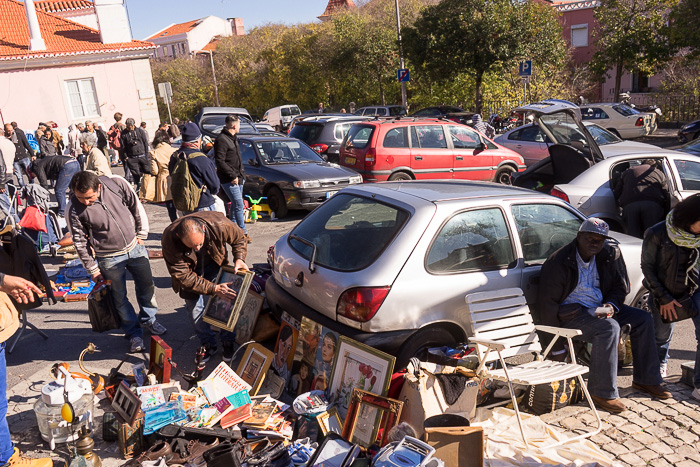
[266, 180, 646, 368]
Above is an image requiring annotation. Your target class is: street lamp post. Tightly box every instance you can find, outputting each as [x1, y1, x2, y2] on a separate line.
[394, 0, 408, 110]
[208, 50, 221, 107]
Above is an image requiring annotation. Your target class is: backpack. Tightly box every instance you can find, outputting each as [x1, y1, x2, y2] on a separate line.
[170, 151, 205, 212]
[108, 124, 122, 149]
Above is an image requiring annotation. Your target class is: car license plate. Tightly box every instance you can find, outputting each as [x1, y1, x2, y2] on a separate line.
[344, 156, 356, 165]
[326, 191, 336, 199]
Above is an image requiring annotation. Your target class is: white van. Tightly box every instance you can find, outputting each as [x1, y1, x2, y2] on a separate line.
[262, 105, 301, 131]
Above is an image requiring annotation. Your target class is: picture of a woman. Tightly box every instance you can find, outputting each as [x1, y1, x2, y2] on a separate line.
[272, 324, 294, 381]
[312, 331, 338, 391]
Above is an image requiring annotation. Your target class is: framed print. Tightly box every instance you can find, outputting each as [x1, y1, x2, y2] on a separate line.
[271, 312, 300, 384]
[112, 380, 142, 426]
[341, 388, 403, 449]
[148, 336, 172, 384]
[328, 336, 395, 420]
[203, 267, 254, 331]
[236, 343, 274, 396]
[317, 407, 343, 436]
[234, 291, 264, 345]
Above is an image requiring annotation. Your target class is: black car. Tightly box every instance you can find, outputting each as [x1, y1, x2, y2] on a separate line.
[194, 107, 260, 140]
[240, 136, 363, 217]
[678, 138, 700, 157]
[679, 119, 700, 143]
[410, 105, 476, 125]
[288, 116, 371, 163]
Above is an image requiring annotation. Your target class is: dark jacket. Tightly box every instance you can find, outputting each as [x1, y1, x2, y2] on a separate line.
[537, 240, 629, 328]
[38, 136, 56, 158]
[31, 156, 76, 189]
[641, 221, 697, 306]
[0, 229, 56, 309]
[120, 127, 149, 157]
[168, 147, 220, 210]
[613, 164, 668, 208]
[67, 176, 147, 275]
[0, 148, 8, 190]
[214, 129, 245, 184]
[161, 211, 247, 298]
[10, 129, 34, 161]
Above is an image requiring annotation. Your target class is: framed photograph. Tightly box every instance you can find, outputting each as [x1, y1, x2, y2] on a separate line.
[342, 388, 403, 448]
[271, 312, 300, 384]
[148, 336, 172, 384]
[236, 343, 274, 396]
[112, 380, 142, 426]
[234, 291, 264, 345]
[317, 407, 343, 436]
[203, 268, 254, 331]
[328, 336, 395, 420]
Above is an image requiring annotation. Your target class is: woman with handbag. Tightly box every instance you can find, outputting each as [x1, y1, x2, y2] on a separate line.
[641, 194, 700, 395]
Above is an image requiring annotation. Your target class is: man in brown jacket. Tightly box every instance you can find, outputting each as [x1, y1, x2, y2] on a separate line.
[162, 211, 249, 361]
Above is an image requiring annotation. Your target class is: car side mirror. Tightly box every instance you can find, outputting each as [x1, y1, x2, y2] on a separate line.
[248, 158, 259, 167]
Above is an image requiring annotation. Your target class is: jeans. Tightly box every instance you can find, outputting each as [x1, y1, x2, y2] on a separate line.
[54, 160, 80, 216]
[0, 191, 18, 224]
[126, 155, 150, 190]
[652, 293, 700, 388]
[13, 158, 31, 188]
[622, 200, 665, 239]
[221, 181, 247, 234]
[562, 304, 662, 399]
[97, 243, 158, 339]
[0, 343, 14, 464]
[183, 263, 235, 347]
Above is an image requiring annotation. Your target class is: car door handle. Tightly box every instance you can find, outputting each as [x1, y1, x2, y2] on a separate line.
[414, 156, 423, 161]
[456, 156, 463, 160]
[294, 271, 304, 287]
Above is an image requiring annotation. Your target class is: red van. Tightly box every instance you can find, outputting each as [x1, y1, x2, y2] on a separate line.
[339, 119, 525, 183]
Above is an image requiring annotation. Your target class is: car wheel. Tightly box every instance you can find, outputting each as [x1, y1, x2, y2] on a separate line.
[493, 166, 515, 185]
[388, 171, 412, 181]
[395, 327, 458, 370]
[632, 287, 651, 313]
[267, 186, 288, 218]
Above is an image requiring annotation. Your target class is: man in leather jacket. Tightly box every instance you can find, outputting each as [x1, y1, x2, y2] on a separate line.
[538, 218, 669, 413]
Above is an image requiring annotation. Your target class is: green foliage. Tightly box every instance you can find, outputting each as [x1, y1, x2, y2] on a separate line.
[151, 58, 213, 121]
[669, 0, 700, 57]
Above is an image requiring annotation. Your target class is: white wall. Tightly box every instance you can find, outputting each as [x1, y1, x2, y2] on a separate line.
[185, 16, 232, 52]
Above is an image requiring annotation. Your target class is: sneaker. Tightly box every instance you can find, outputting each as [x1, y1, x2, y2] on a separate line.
[245, 234, 252, 244]
[143, 320, 167, 335]
[660, 362, 667, 378]
[129, 337, 145, 353]
[692, 388, 700, 401]
[222, 341, 235, 360]
[3, 448, 52, 467]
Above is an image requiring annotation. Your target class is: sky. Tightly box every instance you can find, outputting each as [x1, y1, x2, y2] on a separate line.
[124, 0, 333, 40]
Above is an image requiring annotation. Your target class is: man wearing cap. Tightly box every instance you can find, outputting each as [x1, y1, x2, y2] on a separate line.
[538, 217, 669, 413]
[120, 118, 151, 190]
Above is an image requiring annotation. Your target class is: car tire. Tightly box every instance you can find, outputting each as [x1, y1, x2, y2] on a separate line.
[388, 171, 412, 181]
[493, 166, 515, 185]
[632, 287, 650, 313]
[395, 327, 458, 370]
[267, 186, 288, 218]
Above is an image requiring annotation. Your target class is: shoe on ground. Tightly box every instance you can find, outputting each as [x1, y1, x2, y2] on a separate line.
[129, 336, 145, 353]
[169, 438, 220, 465]
[692, 388, 700, 401]
[143, 320, 167, 335]
[199, 344, 217, 363]
[660, 362, 667, 378]
[222, 341, 235, 360]
[632, 381, 672, 400]
[3, 448, 52, 467]
[590, 394, 626, 413]
[121, 441, 172, 467]
[245, 234, 252, 244]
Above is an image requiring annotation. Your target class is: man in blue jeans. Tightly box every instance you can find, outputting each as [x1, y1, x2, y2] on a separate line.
[214, 115, 249, 243]
[28, 155, 80, 217]
[67, 171, 166, 353]
[538, 218, 670, 413]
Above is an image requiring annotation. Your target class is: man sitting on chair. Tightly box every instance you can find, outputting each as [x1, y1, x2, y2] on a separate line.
[538, 218, 670, 413]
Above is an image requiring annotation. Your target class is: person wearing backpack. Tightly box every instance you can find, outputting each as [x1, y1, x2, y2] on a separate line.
[168, 123, 220, 214]
[120, 118, 151, 190]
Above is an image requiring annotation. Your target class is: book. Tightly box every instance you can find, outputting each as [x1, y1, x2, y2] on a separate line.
[244, 399, 278, 427]
[199, 362, 251, 404]
[220, 403, 252, 429]
[136, 384, 166, 410]
[169, 392, 197, 410]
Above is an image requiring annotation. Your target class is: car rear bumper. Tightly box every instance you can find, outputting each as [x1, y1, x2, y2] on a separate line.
[285, 187, 345, 211]
[265, 276, 414, 353]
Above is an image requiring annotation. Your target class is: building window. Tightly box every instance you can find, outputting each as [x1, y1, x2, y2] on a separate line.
[571, 24, 588, 48]
[65, 78, 99, 119]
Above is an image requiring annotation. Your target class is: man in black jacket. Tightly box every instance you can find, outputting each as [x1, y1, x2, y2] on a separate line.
[538, 218, 669, 413]
[28, 156, 80, 217]
[214, 115, 249, 242]
[4, 124, 34, 188]
[612, 159, 668, 238]
[119, 118, 151, 190]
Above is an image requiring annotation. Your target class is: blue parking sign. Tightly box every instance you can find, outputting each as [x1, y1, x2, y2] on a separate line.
[397, 68, 410, 82]
[519, 61, 532, 76]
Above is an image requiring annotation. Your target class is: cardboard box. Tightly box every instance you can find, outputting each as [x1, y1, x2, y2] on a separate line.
[423, 426, 484, 467]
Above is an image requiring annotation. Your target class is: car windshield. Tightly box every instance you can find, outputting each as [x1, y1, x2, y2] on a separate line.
[586, 124, 621, 145]
[199, 115, 258, 135]
[289, 194, 409, 271]
[289, 123, 323, 143]
[613, 104, 641, 116]
[389, 107, 407, 116]
[256, 140, 323, 164]
[281, 106, 301, 117]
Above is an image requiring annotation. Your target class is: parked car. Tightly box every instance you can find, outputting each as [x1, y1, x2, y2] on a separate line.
[410, 106, 475, 125]
[262, 105, 302, 132]
[678, 119, 700, 143]
[495, 122, 661, 167]
[678, 138, 700, 157]
[354, 105, 407, 117]
[287, 113, 349, 135]
[193, 107, 259, 139]
[288, 116, 371, 163]
[239, 135, 362, 218]
[339, 119, 525, 184]
[266, 180, 646, 368]
[579, 103, 656, 139]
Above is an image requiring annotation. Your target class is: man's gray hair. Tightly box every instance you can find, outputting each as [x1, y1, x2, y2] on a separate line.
[79, 132, 97, 147]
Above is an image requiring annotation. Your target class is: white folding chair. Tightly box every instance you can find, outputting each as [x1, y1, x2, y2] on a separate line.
[465, 287, 601, 447]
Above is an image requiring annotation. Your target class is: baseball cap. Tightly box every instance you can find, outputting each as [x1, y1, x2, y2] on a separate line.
[579, 217, 612, 238]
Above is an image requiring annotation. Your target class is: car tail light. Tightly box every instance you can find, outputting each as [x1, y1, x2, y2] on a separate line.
[550, 188, 569, 203]
[311, 144, 328, 153]
[635, 117, 644, 127]
[364, 148, 376, 168]
[337, 286, 390, 322]
[448, 117, 460, 123]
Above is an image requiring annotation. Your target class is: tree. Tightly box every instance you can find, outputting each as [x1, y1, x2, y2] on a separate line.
[402, 0, 566, 113]
[669, 0, 700, 57]
[591, 0, 676, 101]
[151, 58, 213, 121]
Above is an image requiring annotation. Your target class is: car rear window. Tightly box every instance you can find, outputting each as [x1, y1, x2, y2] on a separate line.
[288, 194, 409, 271]
[345, 125, 374, 149]
[289, 123, 323, 143]
[613, 104, 640, 116]
[389, 107, 407, 116]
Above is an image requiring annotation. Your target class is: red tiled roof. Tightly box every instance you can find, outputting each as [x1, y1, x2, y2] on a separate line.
[318, 0, 356, 20]
[146, 19, 202, 41]
[199, 37, 221, 53]
[35, 0, 94, 13]
[0, 0, 154, 61]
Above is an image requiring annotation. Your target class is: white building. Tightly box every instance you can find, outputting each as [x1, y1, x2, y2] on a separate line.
[35, 0, 98, 29]
[146, 16, 245, 60]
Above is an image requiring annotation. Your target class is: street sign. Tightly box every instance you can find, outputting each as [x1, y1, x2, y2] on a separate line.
[397, 68, 410, 82]
[521, 76, 530, 84]
[519, 61, 532, 76]
[158, 82, 173, 104]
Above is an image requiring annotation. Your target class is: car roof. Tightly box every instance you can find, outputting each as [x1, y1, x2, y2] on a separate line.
[297, 116, 370, 124]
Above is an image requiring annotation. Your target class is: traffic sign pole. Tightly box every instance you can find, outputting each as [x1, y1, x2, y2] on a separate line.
[395, 0, 407, 110]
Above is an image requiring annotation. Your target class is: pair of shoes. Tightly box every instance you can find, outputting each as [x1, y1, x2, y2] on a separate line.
[692, 388, 700, 401]
[169, 438, 220, 465]
[632, 381, 672, 400]
[245, 234, 252, 244]
[143, 320, 167, 335]
[129, 336, 145, 353]
[222, 341, 235, 360]
[288, 437, 318, 466]
[3, 448, 52, 467]
[590, 394, 627, 413]
[121, 441, 172, 466]
[199, 344, 217, 363]
[660, 362, 668, 378]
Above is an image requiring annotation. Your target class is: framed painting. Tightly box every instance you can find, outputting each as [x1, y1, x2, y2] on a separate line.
[203, 267, 254, 331]
[328, 336, 395, 420]
[236, 343, 274, 396]
[148, 336, 172, 384]
[234, 291, 264, 345]
[341, 388, 403, 448]
[317, 407, 343, 437]
[271, 312, 300, 384]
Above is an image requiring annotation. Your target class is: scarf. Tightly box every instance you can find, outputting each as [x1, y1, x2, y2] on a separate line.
[181, 141, 200, 151]
[666, 210, 700, 291]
